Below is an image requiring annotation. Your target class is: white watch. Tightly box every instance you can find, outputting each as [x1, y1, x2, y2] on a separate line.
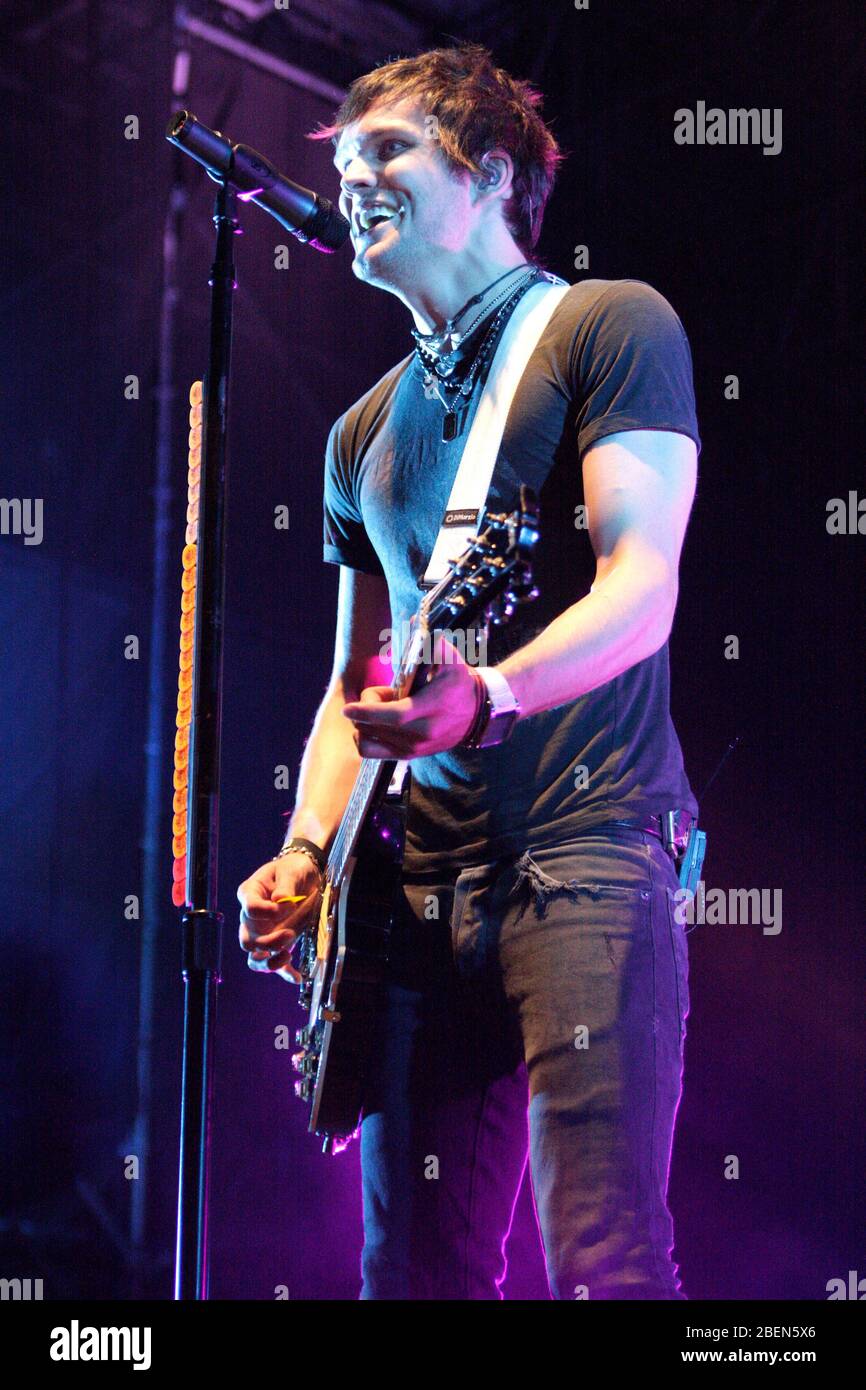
[464, 666, 521, 749]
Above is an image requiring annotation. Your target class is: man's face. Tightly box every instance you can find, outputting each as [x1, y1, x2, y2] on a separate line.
[334, 97, 479, 289]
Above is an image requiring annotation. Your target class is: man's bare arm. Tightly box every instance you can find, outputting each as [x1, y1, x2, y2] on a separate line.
[497, 429, 698, 717]
[284, 566, 392, 851]
[237, 566, 390, 978]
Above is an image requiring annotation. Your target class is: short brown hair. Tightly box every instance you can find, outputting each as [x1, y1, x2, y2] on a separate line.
[308, 42, 564, 257]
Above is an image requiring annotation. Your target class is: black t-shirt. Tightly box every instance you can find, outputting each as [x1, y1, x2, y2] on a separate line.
[323, 277, 701, 874]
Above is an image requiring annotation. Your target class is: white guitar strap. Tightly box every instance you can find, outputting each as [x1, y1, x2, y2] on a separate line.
[420, 273, 571, 589]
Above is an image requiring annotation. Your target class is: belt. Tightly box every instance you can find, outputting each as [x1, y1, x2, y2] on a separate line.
[601, 809, 695, 856]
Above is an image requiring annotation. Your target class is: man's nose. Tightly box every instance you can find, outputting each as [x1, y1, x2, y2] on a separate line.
[340, 155, 378, 198]
[340, 173, 378, 223]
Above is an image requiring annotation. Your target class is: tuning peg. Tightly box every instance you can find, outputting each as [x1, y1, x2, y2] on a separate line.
[509, 565, 539, 603]
[483, 600, 501, 627]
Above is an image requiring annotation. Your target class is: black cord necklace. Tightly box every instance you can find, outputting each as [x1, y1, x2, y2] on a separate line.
[411, 263, 532, 363]
[416, 266, 543, 442]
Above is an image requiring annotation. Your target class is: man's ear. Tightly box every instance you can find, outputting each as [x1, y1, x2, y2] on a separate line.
[474, 150, 513, 197]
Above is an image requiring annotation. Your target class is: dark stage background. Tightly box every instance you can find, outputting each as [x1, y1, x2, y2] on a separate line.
[1, 0, 862, 1300]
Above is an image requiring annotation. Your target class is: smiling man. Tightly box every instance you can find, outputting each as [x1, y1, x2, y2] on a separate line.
[237, 43, 700, 1301]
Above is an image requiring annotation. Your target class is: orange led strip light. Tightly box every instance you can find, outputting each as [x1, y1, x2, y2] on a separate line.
[171, 381, 203, 908]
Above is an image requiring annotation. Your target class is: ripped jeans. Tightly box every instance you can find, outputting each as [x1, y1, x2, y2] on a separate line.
[359, 828, 690, 1300]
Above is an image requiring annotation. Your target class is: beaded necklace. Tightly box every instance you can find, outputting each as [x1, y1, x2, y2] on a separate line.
[414, 266, 543, 442]
[411, 263, 532, 362]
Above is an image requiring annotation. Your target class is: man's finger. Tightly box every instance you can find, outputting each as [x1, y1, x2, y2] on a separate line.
[342, 698, 410, 726]
[356, 733, 415, 759]
[240, 924, 297, 952]
[238, 911, 299, 952]
[246, 945, 301, 983]
[239, 896, 280, 915]
[265, 947, 302, 983]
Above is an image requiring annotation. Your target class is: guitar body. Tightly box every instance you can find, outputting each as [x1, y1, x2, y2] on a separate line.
[291, 487, 540, 1153]
[296, 768, 407, 1149]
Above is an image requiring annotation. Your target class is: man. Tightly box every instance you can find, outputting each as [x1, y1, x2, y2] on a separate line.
[237, 42, 699, 1300]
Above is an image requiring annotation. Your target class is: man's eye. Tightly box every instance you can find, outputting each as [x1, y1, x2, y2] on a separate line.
[379, 140, 406, 159]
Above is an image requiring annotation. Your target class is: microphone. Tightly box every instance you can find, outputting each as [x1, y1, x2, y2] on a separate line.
[166, 110, 350, 253]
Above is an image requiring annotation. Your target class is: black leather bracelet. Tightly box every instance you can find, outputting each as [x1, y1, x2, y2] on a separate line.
[275, 836, 327, 875]
[460, 668, 489, 748]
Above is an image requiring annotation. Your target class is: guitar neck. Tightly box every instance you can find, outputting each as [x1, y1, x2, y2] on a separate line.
[326, 637, 422, 885]
[327, 754, 395, 885]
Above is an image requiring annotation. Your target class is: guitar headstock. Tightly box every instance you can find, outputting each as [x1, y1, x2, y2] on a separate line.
[421, 483, 540, 636]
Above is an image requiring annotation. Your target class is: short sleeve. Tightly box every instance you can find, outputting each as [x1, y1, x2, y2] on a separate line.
[571, 280, 701, 460]
[322, 415, 385, 576]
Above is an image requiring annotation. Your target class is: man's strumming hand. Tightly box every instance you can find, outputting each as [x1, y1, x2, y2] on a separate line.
[341, 633, 481, 760]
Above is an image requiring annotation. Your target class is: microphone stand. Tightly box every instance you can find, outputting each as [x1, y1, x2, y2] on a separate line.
[174, 175, 237, 1300]
[165, 109, 349, 1300]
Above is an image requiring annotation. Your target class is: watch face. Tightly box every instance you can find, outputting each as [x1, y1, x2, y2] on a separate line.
[479, 707, 518, 748]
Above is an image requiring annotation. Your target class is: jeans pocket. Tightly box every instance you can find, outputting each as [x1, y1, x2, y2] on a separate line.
[450, 856, 517, 978]
[510, 841, 653, 920]
[449, 861, 501, 979]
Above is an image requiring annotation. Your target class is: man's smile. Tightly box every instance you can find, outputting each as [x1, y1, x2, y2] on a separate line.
[350, 198, 407, 244]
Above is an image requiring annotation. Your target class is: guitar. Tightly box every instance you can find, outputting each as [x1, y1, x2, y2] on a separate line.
[292, 485, 540, 1152]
